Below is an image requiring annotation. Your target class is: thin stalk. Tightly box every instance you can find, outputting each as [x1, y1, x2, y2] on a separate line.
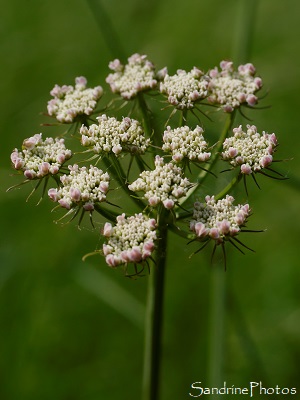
[138, 93, 157, 146]
[214, 174, 241, 201]
[179, 112, 235, 208]
[142, 208, 168, 400]
[207, 260, 226, 395]
[207, 0, 259, 392]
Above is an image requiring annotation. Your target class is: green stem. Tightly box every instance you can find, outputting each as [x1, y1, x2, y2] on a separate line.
[102, 155, 146, 211]
[179, 112, 235, 208]
[207, 0, 258, 393]
[214, 174, 241, 201]
[142, 208, 168, 400]
[207, 262, 226, 396]
[138, 93, 157, 146]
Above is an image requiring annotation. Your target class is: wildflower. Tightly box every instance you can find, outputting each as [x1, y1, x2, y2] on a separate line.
[10, 133, 72, 180]
[190, 195, 250, 243]
[207, 60, 263, 112]
[106, 53, 159, 99]
[48, 164, 110, 211]
[80, 114, 150, 156]
[128, 155, 191, 209]
[47, 76, 103, 123]
[102, 213, 157, 267]
[160, 67, 209, 109]
[221, 125, 278, 176]
[162, 125, 211, 163]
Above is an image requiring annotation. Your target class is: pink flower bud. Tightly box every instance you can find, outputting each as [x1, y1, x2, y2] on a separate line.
[24, 170, 36, 180]
[103, 222, 113, 237]
[70, 187, 81, 202]
[99, 181, 109, 193]
[128, 246, 142, 263]
[246, 94, 257, 106]
[38, 162, 50, 176]
[48, 188, 60, 202]
[149, 196, 160, 207]
[83, 202, 94, 211]
[261, 155, 273, 168]
[105, 254, 120, 267]
[241, 164, 252, 175]
[58, 199, 71, 209]
[228, 147, 238, 158]
[209, 228, 220, 240]
[163, 199, 175, 209]
[219, 220, 230, 235]
[194, 222, 208, 238]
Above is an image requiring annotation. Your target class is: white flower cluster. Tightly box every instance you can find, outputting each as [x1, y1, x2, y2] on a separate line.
[47, 76, 103, 123]
[80, 114, 150, 156]
[162, 125, 211, 163]
[221, 125, 278, 174]
[106, 53, 158, 99]
[48, 164, 110, 211]
[10, 133, 72, 180]
[128, 155, 191, 209]
[207, 61, 263, 112]
[102, 213, 157, 267]
[160, 67, 209, 109]
[190, 195, 250, 243]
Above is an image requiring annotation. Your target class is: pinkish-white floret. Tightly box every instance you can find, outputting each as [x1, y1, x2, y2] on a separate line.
[162, 125, 211, 163]
[207, 60, 262, 112]
[80, 114, 150, 156]
[160, 67, 209, 109]
[102, 213, 157, 267]
[190, 195, 251, 243]
[106, 53, 159, 99]
[128, 155, 191, 209]
[10, 134, 72, 179]
[48, 164, 110, 210]
[47, 77, 103, 123]
[221, 124, 278, 174]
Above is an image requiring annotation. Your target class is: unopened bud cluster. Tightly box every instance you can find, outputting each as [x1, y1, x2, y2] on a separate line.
[160, 67, 209, 109]
[47, 76, 103, 123]
[162, 125, 211, 163]
[102, 213, 157, 267]
[221, 125, 277, 174]
[48, 164, 110, 211]
[10, 133, 72, 179]
[128, 155, 191, 209]
[207, 61, 262, 112]
[106, 53, 159, 99]
[190, 195, 250, 243]
[80, 114, 150, 156]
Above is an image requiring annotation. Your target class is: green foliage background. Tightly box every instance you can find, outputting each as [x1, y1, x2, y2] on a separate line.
[1, 1, 300, 399]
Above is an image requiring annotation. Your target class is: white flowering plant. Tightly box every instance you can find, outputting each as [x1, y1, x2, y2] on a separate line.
[7, 53, 287, 400]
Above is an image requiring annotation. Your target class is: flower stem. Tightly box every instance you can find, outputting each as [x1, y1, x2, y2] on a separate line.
[142, 208, 168, 400]
[207, 261, 226, 395]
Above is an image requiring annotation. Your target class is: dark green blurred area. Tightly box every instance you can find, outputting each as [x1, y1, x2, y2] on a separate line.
[1, 1, 300, 399]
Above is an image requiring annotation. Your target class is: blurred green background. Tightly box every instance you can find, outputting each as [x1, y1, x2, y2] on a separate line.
[1, 0, 300, 399]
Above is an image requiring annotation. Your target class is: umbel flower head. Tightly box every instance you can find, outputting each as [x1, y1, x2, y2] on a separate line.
[221, 124, 278, 175]
[47, 76, 103, 123]
[190, 195, 250, 244]
[207, 60, 263, 112]
[106, 53, 158, 99]
[102, 213, 157, 268]
[128, 155, 191, 209]
[80, 114, 150, 156]
[10, 133, 72, 180]
[162, 125, 211, 163]
[160, 67, 209, 109]
[48, 164, 110, 211]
